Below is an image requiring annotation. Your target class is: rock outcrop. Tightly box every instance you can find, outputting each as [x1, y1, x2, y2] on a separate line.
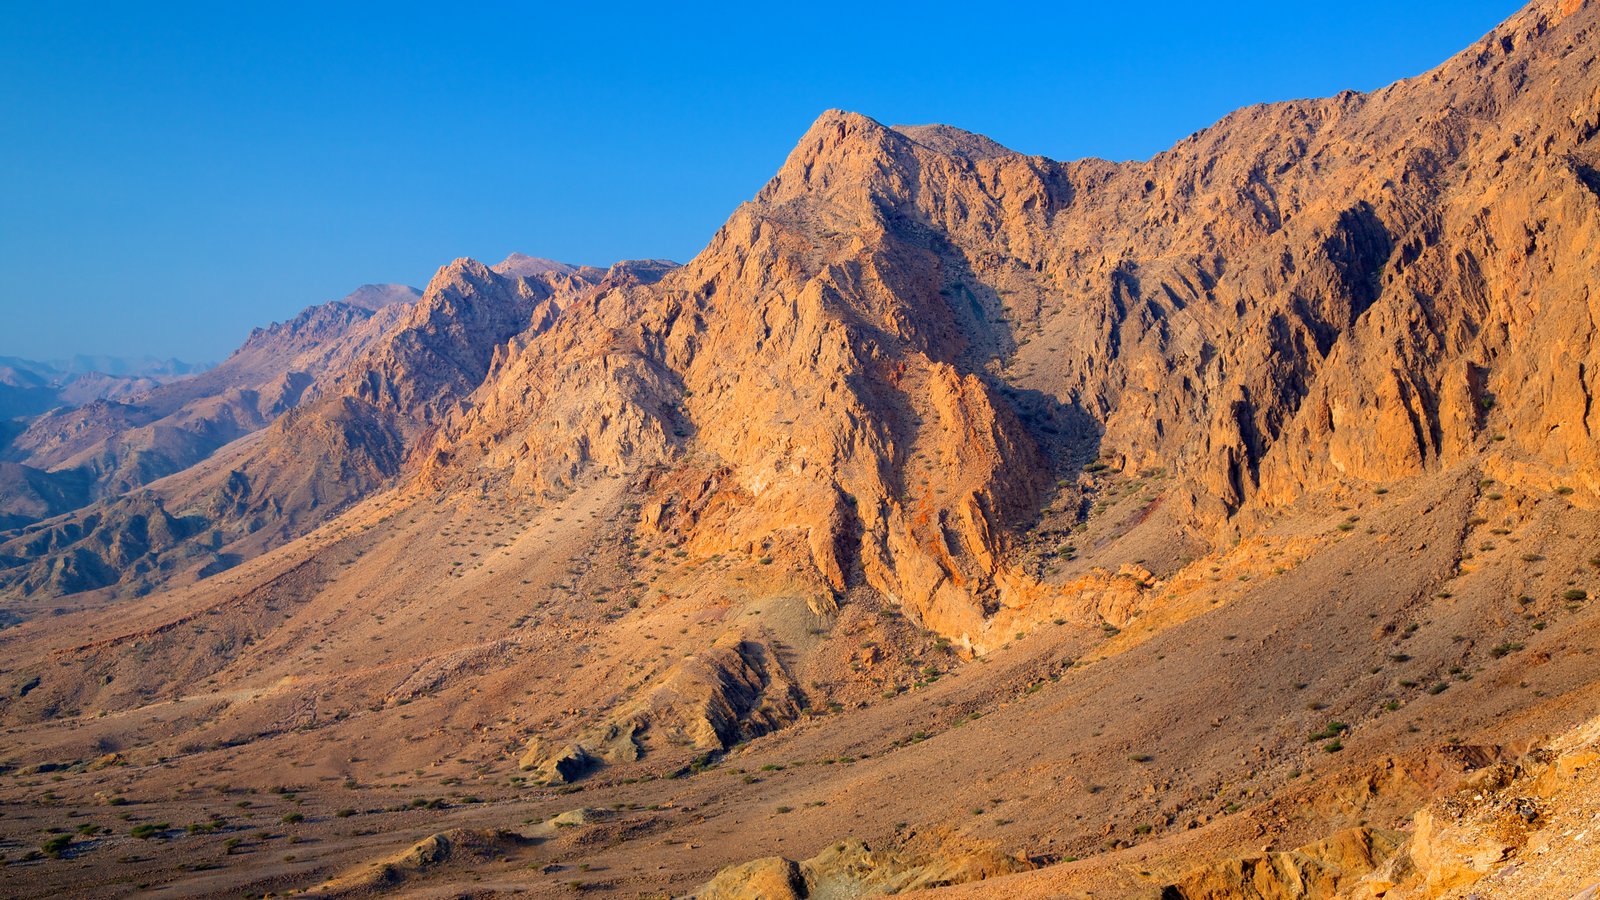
[696, 827, 1031, 899]
[1354, 714, 1600, 898]
[520, 636, 802, 783]
[1160, 827, 1404, 900]
[313, 828, 532, 897]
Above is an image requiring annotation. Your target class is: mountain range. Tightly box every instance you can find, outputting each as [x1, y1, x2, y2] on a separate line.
[0, 355, 206, 420]
[0, 1, 1598, 897]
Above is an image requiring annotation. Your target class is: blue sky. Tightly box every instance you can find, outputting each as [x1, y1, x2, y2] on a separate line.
[0, 1, 1520, 362]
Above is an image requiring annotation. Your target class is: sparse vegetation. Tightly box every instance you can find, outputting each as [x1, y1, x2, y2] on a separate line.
[1308, 722, 1349, 741]
[1490, 642, 1525, 659]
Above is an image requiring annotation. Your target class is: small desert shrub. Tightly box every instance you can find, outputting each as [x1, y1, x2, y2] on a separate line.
[1309, 722, 1349, 741]
[1489, 642, 1524, 659]
[40, 835, 71, 858]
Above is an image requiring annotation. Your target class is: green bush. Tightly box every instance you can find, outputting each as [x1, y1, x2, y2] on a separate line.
[1309, 722, 1349, 741]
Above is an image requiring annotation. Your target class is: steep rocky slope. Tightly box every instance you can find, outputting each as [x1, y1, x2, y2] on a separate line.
[0, 260, 679, 602]
[3, 284, 420, 498]
[401, 0, 1600, 654]
[0, 285, 413, 597]
[0, 1, 1595, 898]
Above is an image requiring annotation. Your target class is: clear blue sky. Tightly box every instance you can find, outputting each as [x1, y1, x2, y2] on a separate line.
[0, 1, 1520, 363]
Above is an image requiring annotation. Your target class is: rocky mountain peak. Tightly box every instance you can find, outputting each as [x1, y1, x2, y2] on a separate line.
[756, 109, 914, 203]
[492, 252, 583, 279]
[892, 123, 1019, 161]
[424, 256, 500, 296]
[339, 282, 421, 311]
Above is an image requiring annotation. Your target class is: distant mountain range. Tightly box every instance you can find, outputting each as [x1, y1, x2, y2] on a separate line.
[0, 355, 209, 382]
[0, 354, 210, 418]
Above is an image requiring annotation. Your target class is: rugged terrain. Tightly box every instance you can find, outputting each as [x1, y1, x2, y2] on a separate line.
[0, 0, 1598, 897]
[0, 286, 417, 539]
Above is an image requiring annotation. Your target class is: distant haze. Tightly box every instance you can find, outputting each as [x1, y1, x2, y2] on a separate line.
[0, 1, 1519, 361]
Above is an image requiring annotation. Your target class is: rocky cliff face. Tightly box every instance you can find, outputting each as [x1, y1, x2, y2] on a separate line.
[394, 0, 1600, 649]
